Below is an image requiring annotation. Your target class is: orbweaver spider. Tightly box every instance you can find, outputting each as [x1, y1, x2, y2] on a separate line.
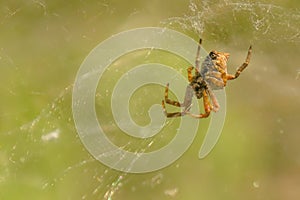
[162, 39, 252, 118]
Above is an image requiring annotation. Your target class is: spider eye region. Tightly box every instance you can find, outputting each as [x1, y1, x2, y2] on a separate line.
[209, 51, 217, 60]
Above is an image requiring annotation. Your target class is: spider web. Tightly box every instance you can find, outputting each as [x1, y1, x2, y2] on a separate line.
[163, 0, 300, 44]
[1, 0, 300, 200]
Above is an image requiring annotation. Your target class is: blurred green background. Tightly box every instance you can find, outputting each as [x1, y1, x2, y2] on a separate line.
[1, 0, 300, 199]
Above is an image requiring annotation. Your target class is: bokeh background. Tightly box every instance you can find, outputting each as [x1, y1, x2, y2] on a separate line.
[1, 0, 300, 199]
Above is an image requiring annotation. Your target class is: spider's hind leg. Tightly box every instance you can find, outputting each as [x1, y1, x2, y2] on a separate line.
[164, 83, 182, 107]
[162, 84, 193, 118]
[161, 100, 187, 118]
[162, 83, 184, 118]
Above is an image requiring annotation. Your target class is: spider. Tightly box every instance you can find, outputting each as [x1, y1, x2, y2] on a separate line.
[162, 38, 252, 118]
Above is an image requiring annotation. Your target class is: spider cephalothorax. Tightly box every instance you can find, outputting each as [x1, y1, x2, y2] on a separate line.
[162, 39, 252, 118]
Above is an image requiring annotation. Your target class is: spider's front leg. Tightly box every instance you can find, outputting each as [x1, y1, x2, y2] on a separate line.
[227, 45, 252, 80]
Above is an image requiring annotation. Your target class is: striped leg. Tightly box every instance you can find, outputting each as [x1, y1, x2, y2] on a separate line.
[162, 85, 194, 118]
[188, 90, 211, 118]
[187, 66, 194, 82]
[161, 100, 187, 118]
[227, 45, 252, 80]
[164, 83, 182, 107]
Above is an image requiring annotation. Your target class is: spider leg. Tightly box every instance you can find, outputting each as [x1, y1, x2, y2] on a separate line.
[201, 74, 221, 111]
[164, 83, 181, 107]
[187, 66, 194, 82]
[227, 45, 252, 80]
[187, 89, 211, 118]
[161, 100, 187, 118]
[162, 85, 194, 118]
[195, 38, 202, 73]
[206, 87, 220, 112]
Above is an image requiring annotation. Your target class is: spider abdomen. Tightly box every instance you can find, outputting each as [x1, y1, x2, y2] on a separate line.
[200, 55, 227, 90]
